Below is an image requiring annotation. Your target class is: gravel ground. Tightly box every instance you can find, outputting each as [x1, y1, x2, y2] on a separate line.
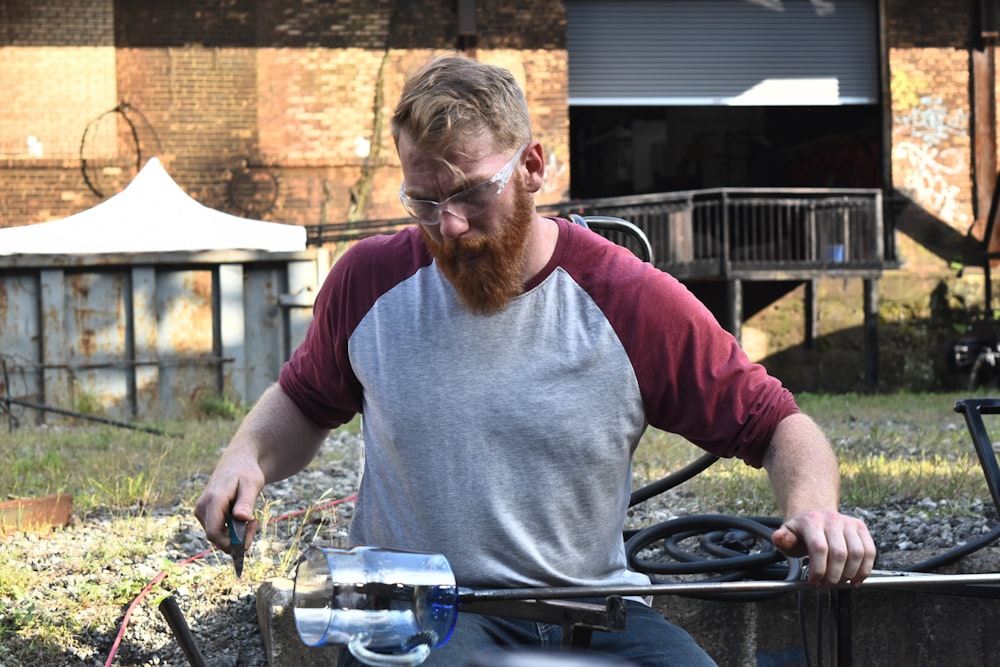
[4, 431, 1000, 667]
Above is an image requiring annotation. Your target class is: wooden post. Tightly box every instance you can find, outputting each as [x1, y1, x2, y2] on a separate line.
[864, 278, 879, 391]
[805, 279, 818, 349]
[727, 278, 743, 345]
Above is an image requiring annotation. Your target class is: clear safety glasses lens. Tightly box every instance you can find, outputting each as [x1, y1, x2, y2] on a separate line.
[399, 144, 527, 226]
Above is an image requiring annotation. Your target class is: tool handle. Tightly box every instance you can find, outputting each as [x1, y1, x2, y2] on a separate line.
[227, 516, 247, 546]
[159, 596, 209, 667]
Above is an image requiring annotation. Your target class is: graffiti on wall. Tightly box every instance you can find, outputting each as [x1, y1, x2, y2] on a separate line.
[892, 94, 970, 226]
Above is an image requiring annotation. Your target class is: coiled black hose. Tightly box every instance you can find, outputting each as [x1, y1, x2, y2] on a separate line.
[625, 513, 801, 602]
[624, 453, 1000, 600]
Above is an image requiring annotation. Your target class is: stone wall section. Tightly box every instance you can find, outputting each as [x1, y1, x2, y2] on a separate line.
[886, 0, 984, 256]
[889, 48, 974, 232]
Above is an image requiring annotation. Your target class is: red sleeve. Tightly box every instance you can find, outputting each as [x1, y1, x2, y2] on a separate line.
[557, 220, 798, 468]
[278, 227, 431, 429]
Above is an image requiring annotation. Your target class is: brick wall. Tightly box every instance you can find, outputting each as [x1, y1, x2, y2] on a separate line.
[0, 0, 569, 229]
[887, 0, 982, 242]
[0, 0, 118, 220]
[1, 0, 988, 244]
[889, 47, 975, 232]
[888, 0, 974, 49]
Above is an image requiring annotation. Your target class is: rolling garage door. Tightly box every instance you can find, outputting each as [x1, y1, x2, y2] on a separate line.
[566, 0, 878, 106]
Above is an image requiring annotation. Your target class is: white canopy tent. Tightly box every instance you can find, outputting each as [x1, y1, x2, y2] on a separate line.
[0, 157, 305, 255]
[0, 157, 317, 421]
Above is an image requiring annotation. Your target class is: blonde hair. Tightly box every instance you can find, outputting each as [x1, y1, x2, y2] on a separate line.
[391, 55, 531, 159]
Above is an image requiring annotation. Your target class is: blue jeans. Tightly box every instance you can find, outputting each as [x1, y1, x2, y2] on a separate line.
[337, 598, 717, 667]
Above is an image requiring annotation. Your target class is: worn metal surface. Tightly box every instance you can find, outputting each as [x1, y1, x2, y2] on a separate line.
[0, 249, 321, 422]
[0, 493, 73, 534]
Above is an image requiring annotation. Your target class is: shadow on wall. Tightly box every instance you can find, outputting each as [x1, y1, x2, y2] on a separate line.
[891, 190, 983, 267]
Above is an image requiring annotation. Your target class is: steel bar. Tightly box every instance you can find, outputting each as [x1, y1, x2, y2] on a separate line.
[457, 572, 1000, 604]
[1, 358, 15, 432]
[955, 398, 1000, 515]
[158, 596, 208, 667]
[834, 588, 852, 667]
[461, 597, 627, 649]
[2, 395, 179, 437]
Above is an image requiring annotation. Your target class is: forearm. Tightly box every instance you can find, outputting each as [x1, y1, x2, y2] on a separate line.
[764, 412, 876, 587]
[763, 412, 841, 519]
[228, 383, 330, 483]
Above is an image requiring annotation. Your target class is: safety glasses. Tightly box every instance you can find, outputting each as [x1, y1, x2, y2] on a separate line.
[399, 143, 528, 225]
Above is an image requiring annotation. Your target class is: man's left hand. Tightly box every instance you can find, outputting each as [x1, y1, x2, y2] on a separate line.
[772, 510, 877, 589]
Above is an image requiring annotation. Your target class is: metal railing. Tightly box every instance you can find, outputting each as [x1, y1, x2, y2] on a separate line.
[305, 217, 412, 245]
[541, 187, 885, 277]
[306, 187, 887, 277]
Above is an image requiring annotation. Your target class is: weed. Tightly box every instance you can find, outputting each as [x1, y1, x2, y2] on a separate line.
[0, 420, 235, 510]
[840, 453, 983, 507]
[73, 390, 103, 417]
[198, 392, 245, 420]
[82, 471, 157, 513]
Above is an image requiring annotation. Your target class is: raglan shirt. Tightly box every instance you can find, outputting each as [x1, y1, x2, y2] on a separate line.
[279, 216, 799, 590]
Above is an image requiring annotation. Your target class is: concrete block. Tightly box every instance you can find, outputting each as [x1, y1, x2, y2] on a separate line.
[256, 577, 341, 666]
[658, 546, 1000, 666]
[658, 581, 1000, 666]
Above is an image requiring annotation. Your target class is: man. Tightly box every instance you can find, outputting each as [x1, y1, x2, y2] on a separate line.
[195, 55, 876, 666]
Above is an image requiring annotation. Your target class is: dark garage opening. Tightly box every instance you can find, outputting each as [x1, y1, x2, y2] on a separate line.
[569, 105, 882, 198]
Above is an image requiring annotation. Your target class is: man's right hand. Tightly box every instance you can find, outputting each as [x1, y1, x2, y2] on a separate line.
[194, 453, 265, 554]
[193, 383, 331, 553]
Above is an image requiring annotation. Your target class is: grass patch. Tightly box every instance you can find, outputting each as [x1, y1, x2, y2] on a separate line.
[633, 391, 995, 516]
[2, 393, 990, 519]
[0, 394, 995, 664]
[1, 419, 236, 512]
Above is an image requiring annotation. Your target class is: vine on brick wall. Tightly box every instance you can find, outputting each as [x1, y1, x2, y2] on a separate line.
[79, 102, 163, 199]
[347, 5, 396, 224]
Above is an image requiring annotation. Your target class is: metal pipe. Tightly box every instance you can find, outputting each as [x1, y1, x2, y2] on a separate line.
[158, 595, 209, 667]
[456, 572, 1000, 604]
[2, 395, 179, 437]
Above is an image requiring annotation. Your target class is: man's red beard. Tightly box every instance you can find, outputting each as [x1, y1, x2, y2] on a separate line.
[420, 177, 535, 316]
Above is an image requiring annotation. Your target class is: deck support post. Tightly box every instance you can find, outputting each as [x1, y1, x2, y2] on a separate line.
[726, 278, 743, 345]
[864, 277, 879, 391]
[805, 279, 818, 349]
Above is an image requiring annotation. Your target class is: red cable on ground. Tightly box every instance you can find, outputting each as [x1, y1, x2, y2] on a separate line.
[104, 549, 212, 667]
[103, 493, 357, 667]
